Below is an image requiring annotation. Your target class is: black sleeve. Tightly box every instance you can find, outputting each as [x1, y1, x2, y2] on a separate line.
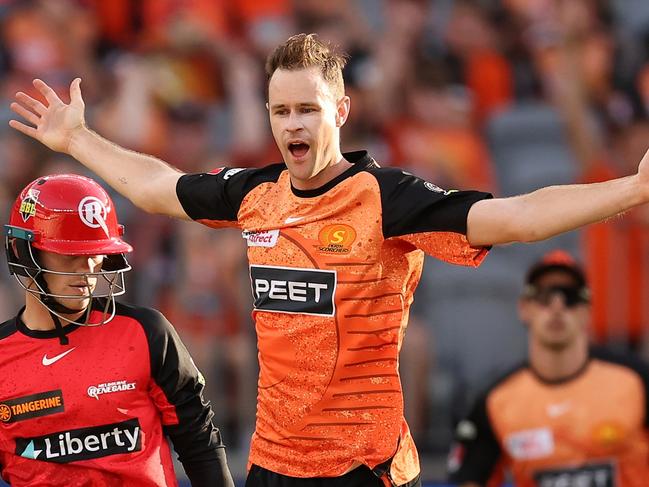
[448, 393, 502, 485]
[176, 164, 284, 223]
[131, 305, 235, 487]
[367, 167, 492, 238]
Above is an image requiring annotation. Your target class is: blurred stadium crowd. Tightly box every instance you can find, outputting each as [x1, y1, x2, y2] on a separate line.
[1, 0, 649, 481]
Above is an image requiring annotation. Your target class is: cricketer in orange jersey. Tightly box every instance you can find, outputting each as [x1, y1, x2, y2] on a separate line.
[10, 32, 649, 487]
[177, 149, 489, 486]
[448, 251, 649, 487]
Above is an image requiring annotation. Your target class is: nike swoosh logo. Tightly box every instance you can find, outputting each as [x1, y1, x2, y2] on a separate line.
[546, 402, 571, 417]
[284, 216, 304, 224]
[42, 348, 76, 366]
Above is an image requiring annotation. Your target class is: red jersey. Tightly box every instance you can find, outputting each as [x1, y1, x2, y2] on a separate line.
[0, 300, 229, 486]
[177, 151, 491, 485]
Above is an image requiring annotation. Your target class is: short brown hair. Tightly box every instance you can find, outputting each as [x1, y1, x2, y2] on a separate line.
[265, 33, 348, 99]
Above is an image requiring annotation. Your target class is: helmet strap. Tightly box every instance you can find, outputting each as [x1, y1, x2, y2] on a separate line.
[34, 271, 95, 334]
[35, 273, 87, 316]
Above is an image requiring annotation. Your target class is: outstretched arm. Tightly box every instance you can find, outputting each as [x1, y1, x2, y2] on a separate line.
[9, 78, 188, 219]
[467, 149, 649, 246]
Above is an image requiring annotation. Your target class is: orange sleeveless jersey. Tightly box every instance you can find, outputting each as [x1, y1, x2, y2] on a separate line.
[448, 351, 649, 487]
[177, 151, 490, 484]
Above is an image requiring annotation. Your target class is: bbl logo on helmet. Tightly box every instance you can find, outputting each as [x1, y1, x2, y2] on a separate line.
[78, 196, 110, 238]
[19, 189, 40, 222]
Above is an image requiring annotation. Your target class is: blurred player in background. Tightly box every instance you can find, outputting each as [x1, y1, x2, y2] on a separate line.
[0, 174, 234, 486]
[448, 250, 649, 486]
[8, 33, 649, 487]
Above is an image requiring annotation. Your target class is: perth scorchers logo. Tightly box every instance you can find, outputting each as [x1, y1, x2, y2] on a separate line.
[317, 224, 356, 254]
[592, 422, 625, 447]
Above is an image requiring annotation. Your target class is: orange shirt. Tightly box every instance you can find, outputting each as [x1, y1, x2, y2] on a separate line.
[449, 352, 649, 486]
[177, 151, 490, 483]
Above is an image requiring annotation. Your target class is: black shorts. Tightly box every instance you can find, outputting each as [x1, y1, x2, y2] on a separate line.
[244, 464, 422, 487]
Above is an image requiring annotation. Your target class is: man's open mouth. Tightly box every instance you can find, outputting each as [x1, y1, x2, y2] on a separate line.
[288, 142, 310, 158]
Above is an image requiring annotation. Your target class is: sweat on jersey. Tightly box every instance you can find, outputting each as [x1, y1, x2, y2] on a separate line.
[448, 350, 649, 487]
[177, 150, 491, 485]
[0, 299, 231, 487]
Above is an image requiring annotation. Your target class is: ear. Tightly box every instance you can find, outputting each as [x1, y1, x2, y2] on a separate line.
[265, 102, 270, 111]
[336, 96, 351, 127]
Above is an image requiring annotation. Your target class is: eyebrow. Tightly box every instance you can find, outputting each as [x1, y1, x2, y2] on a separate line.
[269, 102, 319, 110]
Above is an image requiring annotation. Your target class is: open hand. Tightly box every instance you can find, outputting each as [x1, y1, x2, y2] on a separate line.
[9, 78, 86, 154]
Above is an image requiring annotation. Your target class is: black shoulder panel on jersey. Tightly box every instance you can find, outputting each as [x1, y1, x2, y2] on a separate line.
[113, 301, 233, 487]
[176, 164, 285, 222]
[448, 363, 525, 485]
[0, 317, 18, 340]
[366, 167, 492, 238]
[590, 346, 649, 427]
[448, 392, 501, 485]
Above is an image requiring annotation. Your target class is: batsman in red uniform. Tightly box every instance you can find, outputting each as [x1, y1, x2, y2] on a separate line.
[0, 174, 234, 487]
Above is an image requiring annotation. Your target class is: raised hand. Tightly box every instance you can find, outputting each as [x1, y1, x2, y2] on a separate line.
[9, 78, 86, 154]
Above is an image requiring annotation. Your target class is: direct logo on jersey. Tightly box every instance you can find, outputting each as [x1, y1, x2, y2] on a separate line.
[533, 462, 614, 487]
[15, 419, 142, 463]
[317, 224, 356, 254]
[505, 427, 554, 460]
[250, 265, 336, 316]
[19, 189, 40, 222]
[0, 390, 64, 424]
[78, 196, 109, 238]
[243, 229, 280, 247]
[87, 380, 136, 400]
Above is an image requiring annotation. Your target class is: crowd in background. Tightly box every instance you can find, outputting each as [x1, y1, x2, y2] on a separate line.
[1, 0, 649, 480]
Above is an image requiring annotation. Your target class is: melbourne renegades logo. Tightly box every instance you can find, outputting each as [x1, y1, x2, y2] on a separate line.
[78, 196, 109, 237]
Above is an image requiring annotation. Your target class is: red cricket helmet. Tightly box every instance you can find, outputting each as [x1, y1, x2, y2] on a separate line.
[4, 174, 133, 327]
[7, 173, 132, 256]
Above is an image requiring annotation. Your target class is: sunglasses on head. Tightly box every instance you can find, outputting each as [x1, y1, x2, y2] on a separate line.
[525, 285, 590, 308]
